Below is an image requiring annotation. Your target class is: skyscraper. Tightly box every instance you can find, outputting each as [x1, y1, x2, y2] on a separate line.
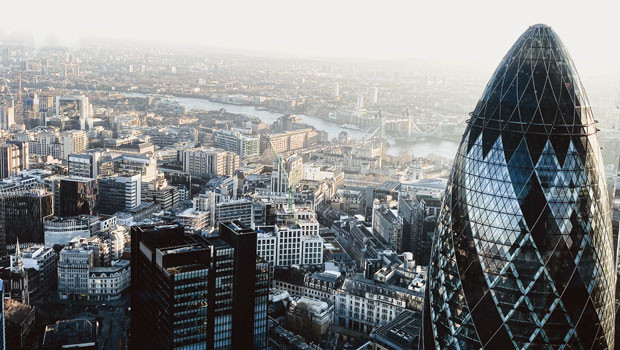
[423, 25, 615, 349]
[130, 222, 268, 349]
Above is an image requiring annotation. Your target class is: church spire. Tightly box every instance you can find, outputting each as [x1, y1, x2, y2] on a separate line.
[14, 238, 23, 272]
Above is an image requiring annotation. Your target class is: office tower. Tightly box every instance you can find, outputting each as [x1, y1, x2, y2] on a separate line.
[213, 129, 260, 159]
[0, 141, 28, 179]
[130, 222, 268, 349]
[68, 152, 100, 178]
[271, 152, 303, 194]
[219, 222, 269, 349]
[98, 174, 141, 214]
[423, 25, 615, 349]
[56, 177, 98, 217]
[181, 147, 240, 178]
[0, 188, 53, 254]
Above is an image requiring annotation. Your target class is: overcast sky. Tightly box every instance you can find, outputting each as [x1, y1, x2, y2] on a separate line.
[1, 0, 619, 78]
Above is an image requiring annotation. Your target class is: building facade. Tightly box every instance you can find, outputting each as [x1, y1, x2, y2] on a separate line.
[424, 25, 616, 349]
[98, 174, 141, 215]
[181, 147, 240, 178]
[130, 222, 268, 349]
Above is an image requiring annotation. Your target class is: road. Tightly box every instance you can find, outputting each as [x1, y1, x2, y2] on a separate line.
[99, 304, 130, 350]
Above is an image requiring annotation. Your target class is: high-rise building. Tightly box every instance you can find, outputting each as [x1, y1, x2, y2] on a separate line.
[0, 142, 28, 179]
[61, 130, 88, 160]
[181, 147, 240, 178]
[98, 174, 141, 215]
[130, 222, 268, 349]
[0, 188, 53, 253]
[0, 102, 14, 130]
[213, 129, 260, 159]
[423, 25, 615, 349]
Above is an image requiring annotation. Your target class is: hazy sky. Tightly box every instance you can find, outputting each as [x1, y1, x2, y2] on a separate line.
[2, 0, 620, 77]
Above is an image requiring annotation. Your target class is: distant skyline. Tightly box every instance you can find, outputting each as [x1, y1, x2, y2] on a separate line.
[1, 0, 619, 78]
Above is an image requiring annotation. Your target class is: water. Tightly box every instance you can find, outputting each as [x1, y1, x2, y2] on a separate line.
[386, 140, 459, 159]
[125, 93, 460, 159]
[175, 96, 369, 139]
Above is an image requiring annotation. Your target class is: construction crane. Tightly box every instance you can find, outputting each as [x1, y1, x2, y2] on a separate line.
[265, 136, 295, 212]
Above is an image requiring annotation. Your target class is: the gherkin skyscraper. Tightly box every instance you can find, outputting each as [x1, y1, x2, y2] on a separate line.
[423, 24, 616, 349]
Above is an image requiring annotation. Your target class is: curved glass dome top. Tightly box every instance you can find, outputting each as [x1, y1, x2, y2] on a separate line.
[470, 24, 595, 140]
[425, 25, 615, 349]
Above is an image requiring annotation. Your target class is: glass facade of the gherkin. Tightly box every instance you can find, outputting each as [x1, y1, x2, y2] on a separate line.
[422, 24, 616, 349]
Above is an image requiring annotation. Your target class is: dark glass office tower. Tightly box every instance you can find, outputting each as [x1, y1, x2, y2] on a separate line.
[57, 177, 98, 217]
[423, 25, 615, 349]
[130, 222, 268, 350]
[220, 222, 269, 350]
[0, 188, 53, 254]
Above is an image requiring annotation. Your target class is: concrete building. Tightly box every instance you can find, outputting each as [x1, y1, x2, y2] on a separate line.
[57, 245, 94, 299]
[0, 102, 15, 130]
[87, 259, 130, 301]
[372, 205, 403, 253]
[334, 255, 426, 334]
[213, 129, 260, 159]
[98, 174, 141, 214]
[10, 245, 57, 296]
[5, 299, 35, 349]
[181, 147, 240, 177]
[68, 152, 100, 178]
[369, 310, 420, 350]
[286, 297, 334, 342]
[61, 130, 88, 160]
[44, 215, 98, 247]
[0, 142, 28, 179]
[43, 319, 98, 349]
[256, 223, 323, 267]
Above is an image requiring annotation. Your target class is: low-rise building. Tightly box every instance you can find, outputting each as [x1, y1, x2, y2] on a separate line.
[43, 319, 98, 350]
[286, 297, 334, 342]
[370, 310, 421, 350]
[87, 259, 130, 301]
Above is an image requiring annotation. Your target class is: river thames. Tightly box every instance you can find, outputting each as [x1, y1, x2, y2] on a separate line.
[126, 93, 460, 159]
